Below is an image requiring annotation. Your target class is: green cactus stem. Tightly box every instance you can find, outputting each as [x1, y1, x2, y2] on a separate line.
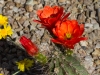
[34, 52, 47, 64]
[48, 49, 89, 75]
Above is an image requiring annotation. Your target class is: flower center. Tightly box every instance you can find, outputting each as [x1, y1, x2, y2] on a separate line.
[66, 33, 71, 39]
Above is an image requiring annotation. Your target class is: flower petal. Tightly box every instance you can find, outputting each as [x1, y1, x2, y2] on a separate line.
[20, 36, 38, 56]
[79, 24, 84, 36]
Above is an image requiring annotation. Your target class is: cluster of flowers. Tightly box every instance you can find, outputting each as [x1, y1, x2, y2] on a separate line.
[0, 15, 13, 39]
[0, 15, 46, 74]
[34, 5, 87, 49]
[0, 12, 50, 74]
[0, 5, 87, 75]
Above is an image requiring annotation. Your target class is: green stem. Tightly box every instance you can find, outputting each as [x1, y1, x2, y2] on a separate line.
[34, 52, 47, 64]
[65, 49, 73, 56]
[12, 71, 20, 75]
[6, 36, 24, 50]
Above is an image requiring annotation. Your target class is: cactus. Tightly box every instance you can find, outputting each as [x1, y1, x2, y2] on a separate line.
[48, 49, 89, 75]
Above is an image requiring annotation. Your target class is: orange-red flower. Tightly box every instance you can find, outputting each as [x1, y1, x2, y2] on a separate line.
[20, 36, 38, 56]
[33, 5, 70, 32]
[51, 20, 87, 49]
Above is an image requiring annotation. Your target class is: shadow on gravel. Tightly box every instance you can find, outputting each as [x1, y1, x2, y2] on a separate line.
[0, 40, 47, 75]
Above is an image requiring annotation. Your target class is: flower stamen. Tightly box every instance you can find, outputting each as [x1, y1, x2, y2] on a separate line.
[66, 33, 71, 39]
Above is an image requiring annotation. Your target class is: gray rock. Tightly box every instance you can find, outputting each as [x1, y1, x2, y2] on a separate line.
[87, 4, 94, 11]
[20, 0, 26, 5]
[80, 41, 88, 47]
[31, 34, 37, 42]
[98, 8, 100, 23]
[0, 0, 4, 4]
[95, 42, 100, 48]
[26, 0, 34, 5]
[13, 7, 18, 12]
[95, 2, 100, 9]
[84, 0, 93, 5]
[0, 68, 9, 75]
[35, 28, 44, 39]
[23, 20, 30, 27]
[14, 0, 21, 3]
[11, 32, 18, 38]
[0, 7, 2, 14]
[83, 55, 95, 74]
[85, 55, 93, 61]
[90, 11, 96, 18]
[85, 23, 93, 28]
[24, 12, 29, 18]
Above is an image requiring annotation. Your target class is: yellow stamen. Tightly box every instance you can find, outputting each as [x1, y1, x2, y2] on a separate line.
[66, 33, 71, 39]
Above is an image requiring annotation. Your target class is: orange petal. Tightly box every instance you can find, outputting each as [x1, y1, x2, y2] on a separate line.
[67, 20, 74, 34]
[60, 21, 68, 35]
[53, 6, 60, 14]
[47, 18, 56, 25]
[37, 10, 42, 16]
[41, 6, 53, 18]
[54, 25, 61, 37]
[51, 38, 62, 44]
[33, 20, 42, 24]
[73, 25, 80, 37]
[57, 30, 64, 39]
[71, 20, 78, 25]
[79, 24, 84, 36]
[52, 28, 58, 36]
[80, 37, 88, 41]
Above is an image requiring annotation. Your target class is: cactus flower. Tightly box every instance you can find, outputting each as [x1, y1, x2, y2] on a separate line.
[51, 20, 87, 49]
[20, 36, 47, 64]
[20, 36, 38, 56]
[34, 5, 70, 32]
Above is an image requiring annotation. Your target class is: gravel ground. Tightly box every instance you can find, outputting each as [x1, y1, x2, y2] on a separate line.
[0, 0, 100, 75]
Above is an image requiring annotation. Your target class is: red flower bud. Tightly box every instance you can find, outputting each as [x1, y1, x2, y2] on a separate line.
[20, 36, 38, 56]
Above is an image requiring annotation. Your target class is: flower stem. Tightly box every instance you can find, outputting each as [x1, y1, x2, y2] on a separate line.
[12, 71, 20, 75]
[65, 49, 73, 56]
[6, 36, 24, 50]
[34, 52, 47, 64]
